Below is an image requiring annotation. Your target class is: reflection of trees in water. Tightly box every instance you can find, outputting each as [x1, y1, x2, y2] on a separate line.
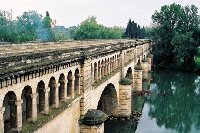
[105, 120, 137, 133]
[147, 70, 200, 133]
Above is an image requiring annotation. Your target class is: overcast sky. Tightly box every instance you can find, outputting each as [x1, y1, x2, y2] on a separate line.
[0, 0, 200, 28]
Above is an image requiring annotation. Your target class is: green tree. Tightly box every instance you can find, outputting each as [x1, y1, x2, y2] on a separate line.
[124, 19, 146, 39]
[17, 10, 43, 42]
[37, 11, 54, 41]
[73, 16, 122, 40]
[151, 3, 200, 66]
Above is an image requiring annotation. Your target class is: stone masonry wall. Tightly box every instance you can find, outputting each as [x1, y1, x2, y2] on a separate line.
[33, 98, 80, 133]
[118, 84, 132, 116]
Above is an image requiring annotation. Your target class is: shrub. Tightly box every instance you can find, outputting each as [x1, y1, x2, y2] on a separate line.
[134, 65, 143, 70]
[119, 78, 133, 85]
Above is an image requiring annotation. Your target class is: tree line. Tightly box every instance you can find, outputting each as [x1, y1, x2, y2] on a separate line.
[0, 10, 56, 43]
[0, 9, 147, 43]
[149, 3, 200, 67]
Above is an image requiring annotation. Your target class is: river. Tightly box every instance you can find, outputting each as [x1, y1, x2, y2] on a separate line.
[105, 70, 200, 133]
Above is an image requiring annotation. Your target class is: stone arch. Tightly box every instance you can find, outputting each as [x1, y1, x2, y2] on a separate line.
[97, 83, 118, 116]
[125, 67, 133, 80]
[107, 58, 110, 74]
[67, 71, 73, 98]
[104, 59, 107, 75]
[112, 56, 114, 71]
[74, 68, 80, 95]
[98, 61, 101, 79]
[59, 73, 66, 101]
[3, 91, 17, 132]
[37, 80, 45, 114]
[94, 62, 97, 81]
[21, 86, 32, 123]
[49, 77, 56, 107]
[110, 57, 113, 72]
[101, 60, 104, 77]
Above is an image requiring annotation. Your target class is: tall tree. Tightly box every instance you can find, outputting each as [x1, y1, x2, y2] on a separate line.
[124, 19, 146, 39]
[38, 11, 54, 41]
[151, 3, 200, 66]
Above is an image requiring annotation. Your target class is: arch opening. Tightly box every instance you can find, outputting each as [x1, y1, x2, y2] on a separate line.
[3, 91, 17, 132]
[101, 60, 104, 77]
[94, 63, 97, 81]
[21, 86, 32, 123]
[49, 77, 56, 107]
[67, 71, 73, 97]
[37, 81, 45, 114]
[97, 83, 118, 116]
[59, 74, 65, 100]
[125, 67, 133, 80]
[74, 69, 80, 95]
[98, 61, 101, 79]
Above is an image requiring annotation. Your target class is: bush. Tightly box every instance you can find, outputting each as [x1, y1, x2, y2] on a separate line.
[119, 78, 133, 85]
[134, 65, 143, 70]
[142, 59, 147, 62]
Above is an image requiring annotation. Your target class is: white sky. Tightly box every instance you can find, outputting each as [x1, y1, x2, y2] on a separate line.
[0, 0, 200, 27]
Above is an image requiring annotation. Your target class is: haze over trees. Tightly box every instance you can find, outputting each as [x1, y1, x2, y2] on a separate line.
[0, 10, 60, 43]
[0, 9, 148, 43]
[150, 3, 200, 67]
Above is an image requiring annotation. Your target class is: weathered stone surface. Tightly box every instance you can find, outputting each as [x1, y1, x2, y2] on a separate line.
[0, 40, 152, 133]
[82, 109, 108, 126]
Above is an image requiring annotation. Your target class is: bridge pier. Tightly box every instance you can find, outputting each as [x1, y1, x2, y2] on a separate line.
[141, 61, 149, 80]
[118, 83, 132, 117]
[80, 109, 107, 133]
[80, 124, 104, 133]
[134, 66, 143, 92]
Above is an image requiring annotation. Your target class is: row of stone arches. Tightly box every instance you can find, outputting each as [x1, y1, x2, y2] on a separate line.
[2, 69, 80, 133]
[92, 55, 120, 82]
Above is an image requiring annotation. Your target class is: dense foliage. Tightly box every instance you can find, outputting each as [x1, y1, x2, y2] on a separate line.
[0, 10, 61, 43]
[124, 19, 146, 39]
[73, 16, 123, 40]
[119, 78, 133, 85]
[150, 3, 200, 66]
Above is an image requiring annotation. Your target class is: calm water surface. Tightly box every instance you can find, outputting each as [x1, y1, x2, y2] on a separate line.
[105, 70, 200, 133]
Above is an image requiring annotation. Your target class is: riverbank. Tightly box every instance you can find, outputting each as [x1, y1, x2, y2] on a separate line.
[154, 62, 200, 75]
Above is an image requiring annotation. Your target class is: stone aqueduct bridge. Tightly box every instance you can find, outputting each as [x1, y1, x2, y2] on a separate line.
[0, 40, 152, 133]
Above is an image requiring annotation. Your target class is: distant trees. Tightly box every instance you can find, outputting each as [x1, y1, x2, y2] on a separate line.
[150, 3, 200, 66]
[17, 10, 42, 42]
[73, 16, 123, 40]
[124, 19, 146, 39]
[0, 10, 60, 43]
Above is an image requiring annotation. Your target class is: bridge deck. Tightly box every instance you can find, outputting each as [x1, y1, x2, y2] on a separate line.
[0, 39, 149, 79]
